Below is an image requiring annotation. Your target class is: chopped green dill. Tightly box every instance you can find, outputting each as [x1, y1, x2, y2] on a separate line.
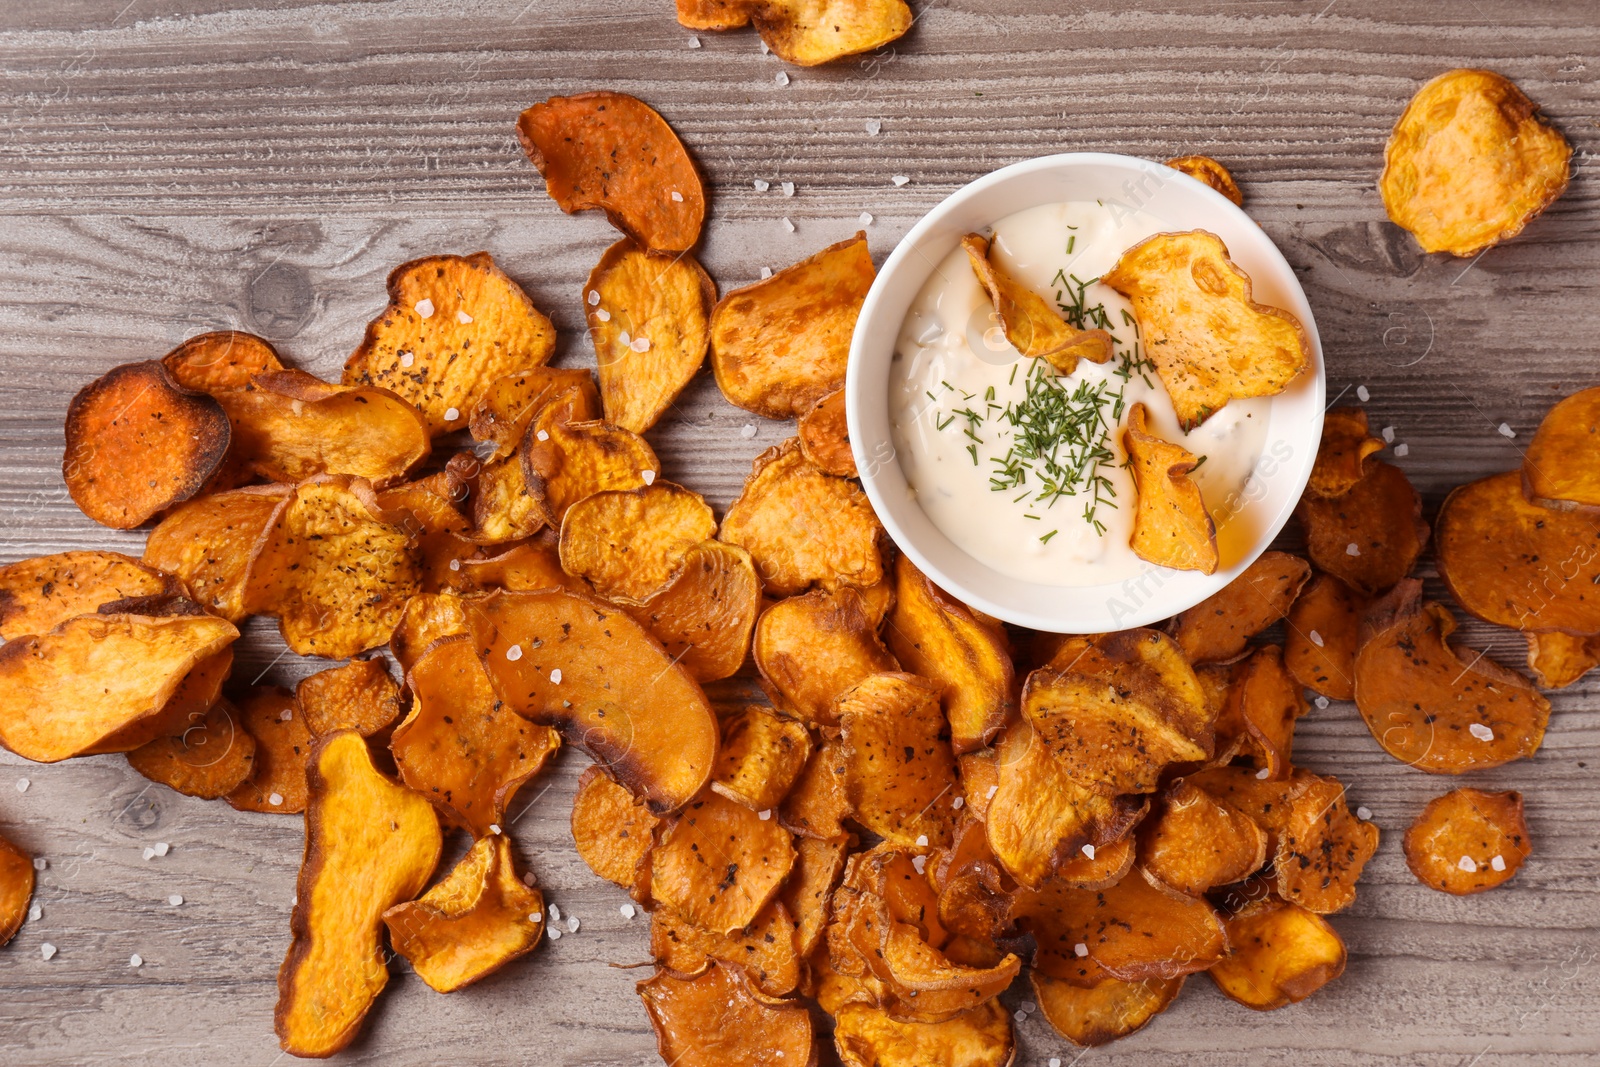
[984, 385, 995, 402]
[966, 443, 978, 465]
[1192, 454, 1208, 470]
[1023, 513, 1040, 520]
[925, 390, 939, 403]
[1066, 235, 1076, 254]
[1040, 529, 1059, 544]
[935, 414, 954, 431]
[985, 359, 1121, 530]
[1008, 364, 1019, 385]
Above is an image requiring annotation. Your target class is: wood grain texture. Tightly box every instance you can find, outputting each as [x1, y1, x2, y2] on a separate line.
[1, 1, 1598, 1064]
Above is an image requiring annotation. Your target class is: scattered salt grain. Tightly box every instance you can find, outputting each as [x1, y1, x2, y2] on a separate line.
[290, 399, 304, 417]
[781, 181, 795, 197]
[1021, 1001, 1037, 1014]
[1073, 943, 1088, 958]
[760, 40, 770, 54]
[670, 190, 684, 202]
[1356, 806, 1373, 821]
[1498, 422, 1516, 439]
[620, 903, 636, 919]
[547, 927, 562, 941]
[687, 35, 701, 48]
[1356, 385, 1371, 402]
[40, 943, 56, 961]
[619, 330, 632, 346]
[1382, 425, 1396, 443]
[399, 351, 415, 368]
[1309, 630, 1324, 647]
[1315, 696, 1330, 710]
[1081, 844, 1095, 860]
[781, 217, 795, 233]
[143, 848, 156, 861]
[506, 644, 523, 662]
[448, 558, 461, 571]
[268, 793, 284, 807]
[758, 809, 772, 821]
[864, 119, 882, 135]
[915, 834, 929, 847]
[444, 406, 460, 421]
[1051, 1060, 1062, 1067]
[457, 309, 473, 325]
[168, 895, 183, 907]
[1394, 443, 1410, 457]
[891, 175, 910, 187]
[912, 855, 927, 874]
[952, 796, 964, 810]
[1457, 855, 1477, 873]
[153, 842, 169, 858]
[753, 179, 770, 192]
[488, 824, 502, 835]
[595, 309, 611, 322]
[550, 668, 563, 684]
[536, 430, 550, 442]
[528, 911, 543, 924]
[129, 954, 142, 968]
[415, 298, 435, 319]
[32, 858, 46, 872]
[15, 778, 28, 794]
[1256, 767, 1272, 780]
[1346, 543, 1361, 556]
[587, 289, 600, 306]
[1491, 855, 1507, 872]
[522, 872, 537, 887]
[1469, 723, 1494, 742]
[549, 904, 562, 922]
[760, 267, 773, 279]
[741, 424, 758, 439]
[27, 904, 40, 922]
[642, 470, 657, 486]
[774, 71, 789, 86]
[859, 212, 874, 226]
[630, 335, 651, 353]
[985, 785, 998, 800]
[567, 916, 580, 933]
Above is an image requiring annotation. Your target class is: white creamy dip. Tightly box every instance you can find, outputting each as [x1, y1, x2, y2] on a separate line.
[889, 201, 1271, 587]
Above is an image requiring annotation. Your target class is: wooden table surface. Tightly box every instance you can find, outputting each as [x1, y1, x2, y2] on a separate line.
[2, 2, 1598, 1064]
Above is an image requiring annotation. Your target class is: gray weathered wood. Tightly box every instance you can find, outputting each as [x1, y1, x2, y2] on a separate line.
[1, 1, 1598, 1064]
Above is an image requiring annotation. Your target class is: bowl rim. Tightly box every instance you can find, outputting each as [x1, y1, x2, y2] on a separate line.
[845, 151, 1326, 633]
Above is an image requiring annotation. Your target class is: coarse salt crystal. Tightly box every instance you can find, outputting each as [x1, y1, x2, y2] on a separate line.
[444, 406, 460, 421]
[528, 911, 543, 924]
[642, 470, 657, 486]
[760, 39, 771, 54]
[169, 895, 183, 906]
[154, 842, 169, 857]
[587, 289, 600, 306]
[1498, 423, 1516, 439]
[952, 796, 964, 810]
[1357, 385, 1371, 402]
[268, 793, 284, 807]
[687, 35, 701, 48]
[670, 190, 683, 202]
[457, 309, 473, 324]
[781, 182, 795, 197]
[41, 943, 56, 961]
[986, 785, 998, 800]
[740, 424, 757, 439]
[1457, 855, 1477, 873]
[1073, 943, 1088, 958]
[753, 179, 770, 192]
[1256, 767, 1272, 779]
[781, 217, 795, 233]
[448, 558, 461, 571]
[549, 904, 562, 922]
[15, 778, 28, 793]
[522, 872, 537, 887]
[1356, 806, 1373, 821]
[1469, 723, 1494, 742]
[536, 430, 550, 442]
[915, 834, 929, 847]
[1051, 1060, 1062, 1067]
[912, 855, 927, 874]
[27, 904, 40, 922]
[143, 848, 156, 861]
[415, 298, 435, 319]
[1382, 425, 1396, 443]
[1346, 543, 1361, 556]
[1315, 696, 1330, 709]
[506, 644, 523, 662]
[1014, 1010, 1026, 1023]
[620, 903, 636, 919]
[1021, 1001, 1037, 1013]
[550, 668, 563, 684]
[619, 330, 632, 346]
[757, 809, 772, 821]
[864, 119, 882, 135]
[630, 336, 651, 353]
[760, 267, 773, 279]
[1394, 443, 1410, 457]
[399, 351, 415, 367]
[129, 954, 142, 968]
[32, 858, 46, 871]
[859, 212, 874, 226]
[280, 708, 293, 722]
[567, 916, 580, 933]
[290, 399, 304, 417]
[1491, 855, 1506, 872]
[1309, 630, 1324, 647]
[595, 308, 611, 322]
[488, 824, 502, 835]
[1081, 844, 1095, 860]
[891, 175, 910, 187]
[548, 927, 562, 941]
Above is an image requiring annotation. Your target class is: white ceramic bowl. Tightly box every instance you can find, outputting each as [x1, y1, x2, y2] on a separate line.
[846, 152, 1325, 633]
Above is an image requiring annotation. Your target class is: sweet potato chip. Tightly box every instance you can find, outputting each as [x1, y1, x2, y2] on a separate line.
[447, 539, 574, 597]
[653, 791, 797, 934]
[783, 835, 850, 959]
[0, 832, 34, 949]
[389, 591, 469, 673]
[722, 439, 884, 596]
[684, 0, 913, 66]
[63, 360, 231, 529]
[1275, 775, 1379, 914]
[467, 589, 717, 814]
[522, 398, 660, 526]
[1123, 402, 1217, 573]
[141, 485, 289, 622]
[572, 764, 660, 901]
[1436, 471, 1600, 634]
[1140, 779, 1267, 895]
[0, 611, 237, 763]
[1207, 895, 1346, 1010]
[712, 704, 813, 812]
[84, 629, 233, 755]
[518, 92, 705, 254]
[0, 550, 181, 640]
[711, 233, 874, 418]
[1024, 866, 1226, 982]
[1524, 385, 1600, 512]
[1297, 460, 1428, 597]
[652, 900, 801, 997]
[585, 237, 714, 433]
[1380, 69, 1571, 257]
[161, 330, 285, 393]
[1228, 645, 1306, 780]
[243, 475, 422, 659]
[963, 232, 1113, 374]
[985, 720, 1146, 889]
[798, 388, 856, 477]
[470, 452, 548, 544]
[1403, 787, 1531, 895]
[1024, 629, 1213, 795]
[833, 999, 1012, 1067]
[1165, 154, 1243, 206]
[838, 672, 960, 848]
[884, 553, 1014, 754]
[127, 698, 257, 799]
[469, 367, 599, 461]
[1355, 579, 1551, 773]
[779, 739, 851, 840]
[929, 816, 1011, 941]
[1309, 407, 1385, 498]
[1169, 550, 1311, 665]
[1184, 765, 1297, 855]
[227, 687, 314, 814]
[391, 634, 560, 837]
[755, 586, 898, 727]
[276, 730, 441, 1057]
[383, 832, 544, 993]
[638, 962, 815, 1067]
[1103, 231, 1309, 429]
[623, 541, 760, 683]
[957, 749, 998, 820]
[1033, 970, 1183, 1047]
[1284, 573, 1365, 701]
[296, 659, 402, 739]
[558, 481, 716, 603]
[343, 252, 556, 436]
[1526, 630, 1600, 689]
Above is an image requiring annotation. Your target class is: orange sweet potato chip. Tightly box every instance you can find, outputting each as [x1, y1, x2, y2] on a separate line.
[391, 634, 560, 837]
[469, 367, 599, 462]
[1355, 579, 1550, 773]
[84, 623, 233, 755]
[63, 360, 231, 529]
[782, 834, 850, 959]
[1308, 407, 1385, 498]
[1024, 629, 1213, 795]
[242, 475, 422, 659]
[1165, 154, 1243, 205]
[1228, 645, 1307, 780]
[638, 962, 816, 1067]
[388, 591, 469, 673]
[448, 537, 583, 597]
[1380, 69, 1571, 257]
[832, 999, 1012, 1067]
[1284, 573, 1365, 701]
[518, 92, 705, 254]
[623, 541, 761, 683]
[1403, 787, 1531, 895]
[296, 658, 402, 739]
[779, 738, 851, 840]
[1274, 775, 1379, 914]
[1526, 630, 1600, 689]
[884, 553, 1014, 754]
[1103, 231, 1309, 430]
[963, 232, 1113, 374]
[521, 396, 660, 526]
[652, 791, 796, 934]
[469, 452, 548, 545]
[467, 589, 718, 814]
[1524, 385, 1600, 512]
[1, 832, 34, 948]
[1297, 460, 1429, 597]
[838, 672, 960, 848]
[1169, 550, 1311, 666]
[142, 485, 289, 622]
[1436, 470, 1600, 634]
[957, 749, 999, 820]
[755, 586, 898, 728]
[571, 764, 660, 901]
[681, 0, 913, 66]
[1184, 765, 1297, 855]
[798, 387, 856, 477]
[276, 731, 441, 1057]
[558, 481, 716, 602]
[1033, 970, 1184, 1047]
[712, 705, 813, 812]
[1139, 779, 1267, 895]
[1207, 895, 1347, 1010]
[1123, 402, 1217, 573]
[127, 698, 258, 799]
[343, 252, 556, 436]
[585, 237, 715, 433]
[721, 438, 884, 596]
[0, 611, 237, 763]
[651, 900, 801, 997]
[227, 687, 314, 814]
[161, 330, 284, 393]
[383, 832, 544, 993]
[0, 550, 181, 640]
[711, 233, 874, 418]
